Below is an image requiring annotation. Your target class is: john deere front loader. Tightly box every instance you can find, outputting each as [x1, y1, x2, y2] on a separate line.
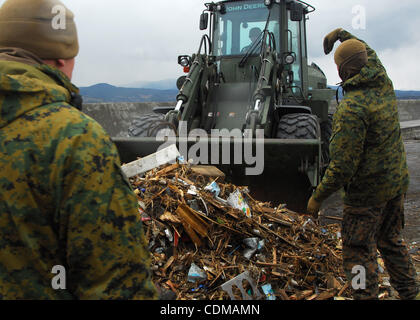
[113, 0, 335, 211]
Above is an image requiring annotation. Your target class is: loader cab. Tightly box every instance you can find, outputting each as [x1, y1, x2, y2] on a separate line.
[212, 2, 280, 56]
[207, 0, 309, 99]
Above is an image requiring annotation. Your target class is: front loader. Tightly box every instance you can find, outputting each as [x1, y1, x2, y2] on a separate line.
[113, 0, 335, 211]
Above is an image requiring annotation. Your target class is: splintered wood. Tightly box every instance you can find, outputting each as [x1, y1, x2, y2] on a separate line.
[130, 163, 351, 300]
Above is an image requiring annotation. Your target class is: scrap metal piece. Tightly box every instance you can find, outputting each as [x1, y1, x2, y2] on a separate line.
[220, 271, 263, 300]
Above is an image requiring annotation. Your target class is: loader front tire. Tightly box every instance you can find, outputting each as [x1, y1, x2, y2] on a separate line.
[276, 113, 318, 139]
[128, 113, 174, 137]
[320, 113, 333, 165]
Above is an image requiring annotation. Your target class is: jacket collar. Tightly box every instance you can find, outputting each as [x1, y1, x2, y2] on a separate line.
[0, 48, 80, 129]
[342, 58, 389, 92]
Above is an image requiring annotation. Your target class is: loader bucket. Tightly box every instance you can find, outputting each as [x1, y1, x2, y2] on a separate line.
[112, 136, 321, 212]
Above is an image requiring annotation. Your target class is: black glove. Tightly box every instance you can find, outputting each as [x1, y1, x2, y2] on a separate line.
[323, 28, 344, 55]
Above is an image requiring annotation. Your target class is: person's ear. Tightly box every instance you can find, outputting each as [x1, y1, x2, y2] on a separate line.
[56, 59, 66, 68]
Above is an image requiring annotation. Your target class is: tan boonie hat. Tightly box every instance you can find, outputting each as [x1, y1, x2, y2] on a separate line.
[334, 39, 367, 67]
[0, 0, 79, 59]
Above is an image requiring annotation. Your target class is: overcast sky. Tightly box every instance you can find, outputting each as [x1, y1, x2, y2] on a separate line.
[1, 0, 419, 90]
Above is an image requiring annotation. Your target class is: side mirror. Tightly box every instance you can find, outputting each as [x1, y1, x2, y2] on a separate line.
[200, 13, 209, 30]
[290, 3, 303, 21]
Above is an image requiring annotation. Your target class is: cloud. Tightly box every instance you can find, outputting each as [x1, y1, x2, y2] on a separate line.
[306, 0, 420, 90]
[66, 0, 207, 86]
[380, 42, 420, 90]
[0, 0, 418, 89]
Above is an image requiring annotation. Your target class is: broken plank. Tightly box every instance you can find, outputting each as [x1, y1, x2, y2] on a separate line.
[190, 165, 226, 181]
[162, 256, 175, 276]
[156, 163, 180, 176]
[314, 289, 337, 300]
[175, 204, 209, 237]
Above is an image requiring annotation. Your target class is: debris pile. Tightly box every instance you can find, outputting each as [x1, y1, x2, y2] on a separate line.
[129, 160, 355, 300]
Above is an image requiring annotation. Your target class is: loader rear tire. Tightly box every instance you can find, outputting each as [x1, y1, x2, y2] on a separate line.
[128, 113, 174, 137]
[276, 113, 318, 139]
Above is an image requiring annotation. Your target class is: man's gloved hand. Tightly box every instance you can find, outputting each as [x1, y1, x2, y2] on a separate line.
[307, 196, 322, 219]
[323, 28, 344, 54]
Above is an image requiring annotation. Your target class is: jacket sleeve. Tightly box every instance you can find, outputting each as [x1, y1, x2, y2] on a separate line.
[338, 29, 385, 71]
[312, 101, 367, 203]
[53, 114, 157, 300]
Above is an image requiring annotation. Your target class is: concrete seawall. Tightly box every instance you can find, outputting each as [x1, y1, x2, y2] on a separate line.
[83, 100, 420, 138]
[83, 102, 173, 137]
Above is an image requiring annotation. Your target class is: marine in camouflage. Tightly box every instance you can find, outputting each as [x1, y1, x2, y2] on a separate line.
[315, 30, 418, 299]
[313, 30, 409, 207]
[0, 49, 157, 300]
[342, 195, 418, 300]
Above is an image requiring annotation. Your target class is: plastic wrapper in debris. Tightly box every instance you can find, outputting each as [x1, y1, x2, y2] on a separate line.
[243, 238, 264, 260]
[155, 247, 165, 254]
[204, 181, 221, 197]
[261, 284, 276, 300]
[381, 277, 391, 288]
[165, 229, 173, 242]
[188, 263, 207, 283]
[191, 284, 207, 292]
[377, 257, 385, 274]
[227, 189, 251, 218]
[243, 238, 264, 250]
[243, 248, 256, 260]
[302, 218, 317, 232]
[187, 185, 198, 196]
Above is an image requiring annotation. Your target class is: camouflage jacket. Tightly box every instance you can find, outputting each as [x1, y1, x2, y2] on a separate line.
[313, 30, 409, 207]
[0, 51, 157, 300]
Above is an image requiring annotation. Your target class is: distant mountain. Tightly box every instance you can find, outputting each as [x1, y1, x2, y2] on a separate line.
[328, 86, 420, 100]
[79, 82, 420, 104]
[394, 90, 420, 100]
[80, 83, 178, 103]
[120, 79, 178, 91]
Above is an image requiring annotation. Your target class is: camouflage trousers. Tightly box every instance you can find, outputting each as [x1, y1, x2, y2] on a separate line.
[342, 195, 419, 300]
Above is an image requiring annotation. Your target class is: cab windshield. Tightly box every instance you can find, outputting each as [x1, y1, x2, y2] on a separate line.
[213, 1, 281, 56]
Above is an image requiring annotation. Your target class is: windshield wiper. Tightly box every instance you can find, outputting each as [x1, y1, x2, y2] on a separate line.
[239, 9, 272, 68]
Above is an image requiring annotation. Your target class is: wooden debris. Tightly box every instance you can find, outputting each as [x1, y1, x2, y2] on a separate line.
[337, 282, 350, 297]
[278, 289, 290, 301]
[130, 162, 360, 300]
[314, 289, 337, 300]
[175, 203, 209, 247]
[190, 165, 226, 181]
[326, 273, 342, 290]
[160, 211, 182, 224]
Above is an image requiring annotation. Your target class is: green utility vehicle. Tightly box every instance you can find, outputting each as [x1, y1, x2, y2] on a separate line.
[114, 0, 335, 211]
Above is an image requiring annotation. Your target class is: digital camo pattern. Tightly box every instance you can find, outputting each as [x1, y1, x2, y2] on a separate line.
[0, 59, 157, 299]
[342, 196, 419, 300]
[313, 30, 409, 207]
